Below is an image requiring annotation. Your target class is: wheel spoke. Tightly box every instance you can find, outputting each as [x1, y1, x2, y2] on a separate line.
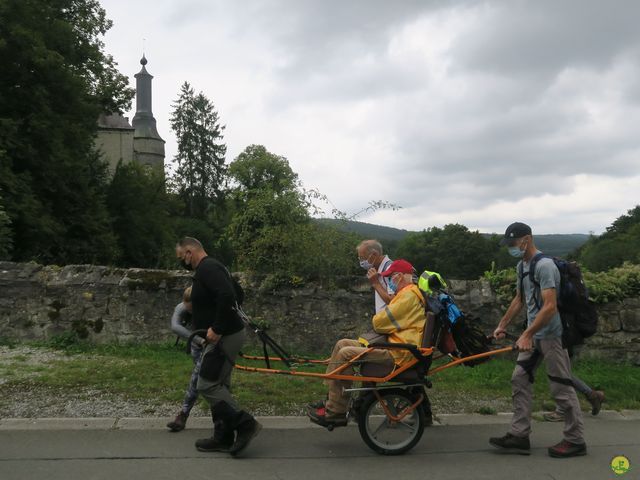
[395, 419, 417, 433]
[361, 391, 424, 455]
[371, 417, 389, 437]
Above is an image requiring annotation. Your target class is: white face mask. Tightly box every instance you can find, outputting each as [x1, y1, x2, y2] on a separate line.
[359, 259, 373, 270]
[359, 252, 375, 270]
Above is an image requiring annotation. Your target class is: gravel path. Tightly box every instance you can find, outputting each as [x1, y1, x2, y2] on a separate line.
[0, 346, 513, 418]
[0, 346, 188, 418]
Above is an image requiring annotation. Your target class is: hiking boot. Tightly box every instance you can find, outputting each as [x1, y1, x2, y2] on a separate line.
[195, 434, 234, 453]
[166, 412, 188, 432]
[229, 414, 262, 456]
[543, 410, 565, 422]
[587, 390, 605, 416]
[307, 406, 348, 428]
[306, 399, 325, 410]
[489, 433, 531, 455]
[548, 439, 587, 458]
[195, 419, 234, 453]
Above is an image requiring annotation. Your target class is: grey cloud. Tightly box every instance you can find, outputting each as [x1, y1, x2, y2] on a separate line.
[101, 0, 640, 233]
[450, 0, 640, 77]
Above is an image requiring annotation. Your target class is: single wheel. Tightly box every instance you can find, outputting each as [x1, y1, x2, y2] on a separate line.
[357, 388, 425, 455]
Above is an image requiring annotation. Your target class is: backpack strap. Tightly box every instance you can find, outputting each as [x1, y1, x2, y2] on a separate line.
[526, 253, 548, 310]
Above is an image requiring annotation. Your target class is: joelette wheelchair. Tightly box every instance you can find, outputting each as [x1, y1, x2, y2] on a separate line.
[189, 309, 514, 456]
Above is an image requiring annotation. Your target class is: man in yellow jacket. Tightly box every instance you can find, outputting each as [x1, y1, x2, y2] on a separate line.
[308, 259, 427, 427]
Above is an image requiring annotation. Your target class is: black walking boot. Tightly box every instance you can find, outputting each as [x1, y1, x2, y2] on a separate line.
[212, 401, 262, 456]
[229, 411, 262, 456]
[195, 409, 234, 453]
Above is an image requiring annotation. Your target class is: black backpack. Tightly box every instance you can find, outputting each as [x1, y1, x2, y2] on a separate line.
[520, 254, 598, 349]
[424, 292, 491, 367]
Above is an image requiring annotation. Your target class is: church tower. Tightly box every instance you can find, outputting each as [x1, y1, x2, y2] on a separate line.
[132, 55, 165, 170]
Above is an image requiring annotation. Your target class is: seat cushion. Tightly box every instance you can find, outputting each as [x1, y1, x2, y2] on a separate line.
[360, 363, 421, 382]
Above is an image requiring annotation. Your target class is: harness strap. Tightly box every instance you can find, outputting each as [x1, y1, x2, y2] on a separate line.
[547, 375, 574, 387]
[516, 349, 542, 384]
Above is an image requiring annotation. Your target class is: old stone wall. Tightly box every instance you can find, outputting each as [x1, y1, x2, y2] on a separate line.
[1, 262, 638, 364]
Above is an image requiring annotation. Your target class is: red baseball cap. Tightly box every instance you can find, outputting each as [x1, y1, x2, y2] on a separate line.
[380, 259, 415, 277]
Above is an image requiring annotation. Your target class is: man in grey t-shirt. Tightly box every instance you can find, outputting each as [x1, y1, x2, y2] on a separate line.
[489, 222, 586, 458]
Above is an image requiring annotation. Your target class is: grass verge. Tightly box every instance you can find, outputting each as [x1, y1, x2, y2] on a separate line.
[0, 338, 638, 415]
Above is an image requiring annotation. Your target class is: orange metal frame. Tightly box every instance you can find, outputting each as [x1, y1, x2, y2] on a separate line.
[235, 344, 515, 383]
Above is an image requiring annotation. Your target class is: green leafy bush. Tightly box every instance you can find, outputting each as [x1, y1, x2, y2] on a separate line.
[484, 261, 640, 304]
[583, 262, 640, 303]
[483, 262, 517, 307]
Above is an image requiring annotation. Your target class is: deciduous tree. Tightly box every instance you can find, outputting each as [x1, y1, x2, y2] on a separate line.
[0, 0, 133, 264]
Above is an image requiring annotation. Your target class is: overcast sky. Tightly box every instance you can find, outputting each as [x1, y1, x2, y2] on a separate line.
[100, 0, 640, 234]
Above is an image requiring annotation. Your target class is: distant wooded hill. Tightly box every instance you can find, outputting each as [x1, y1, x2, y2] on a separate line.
[315, 219, 590, 258]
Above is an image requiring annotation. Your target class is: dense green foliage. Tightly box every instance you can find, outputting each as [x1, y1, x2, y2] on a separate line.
[0, 195, 12, 258]
[321, 220, 589, 263]
[226, 145, 360, 282]
[573, 206, 640, 271]
[582, 263, 640, 303]
[530, 234, 589, 258]
[106, 162, 175, 268]
[0, 0, 132, 264]
[395, 224, 516, 280]
[485, 260, 640, 305]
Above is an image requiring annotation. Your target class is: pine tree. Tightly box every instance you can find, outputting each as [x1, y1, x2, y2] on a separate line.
[170, 82, 227, 218]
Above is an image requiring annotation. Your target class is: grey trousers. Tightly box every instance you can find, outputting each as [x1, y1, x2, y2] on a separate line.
[510, 336, 585, 444]
[196, 328, 245, 411]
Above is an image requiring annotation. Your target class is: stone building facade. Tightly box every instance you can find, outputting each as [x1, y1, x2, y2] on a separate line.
[95, 56, 165, 174]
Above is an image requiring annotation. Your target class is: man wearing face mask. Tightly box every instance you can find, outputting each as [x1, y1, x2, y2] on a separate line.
[307, 259, 426, 427]
[489, 223, 586, 458]
[356, 240, 394, 313]
[175, 237, 261, 456]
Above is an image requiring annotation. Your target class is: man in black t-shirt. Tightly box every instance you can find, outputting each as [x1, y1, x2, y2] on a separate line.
[176, 237, 261, 456]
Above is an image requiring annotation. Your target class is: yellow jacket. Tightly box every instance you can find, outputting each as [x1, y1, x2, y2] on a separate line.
[372, 284, 426, 365]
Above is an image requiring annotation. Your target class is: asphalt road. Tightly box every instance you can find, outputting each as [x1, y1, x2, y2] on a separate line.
[0, 416, 638, 480]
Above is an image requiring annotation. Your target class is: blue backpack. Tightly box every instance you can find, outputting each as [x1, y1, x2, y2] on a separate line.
[424, 291, 491, 366]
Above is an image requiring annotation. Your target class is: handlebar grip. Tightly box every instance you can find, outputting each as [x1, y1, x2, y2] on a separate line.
[186, 329, 208, 354]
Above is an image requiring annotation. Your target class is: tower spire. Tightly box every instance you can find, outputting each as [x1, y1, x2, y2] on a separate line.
[131, 54, 165, 170]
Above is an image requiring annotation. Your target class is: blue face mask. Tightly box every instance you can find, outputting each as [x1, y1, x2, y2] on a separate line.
[388, 277, 398, 293]
[508, 246, 524, 258]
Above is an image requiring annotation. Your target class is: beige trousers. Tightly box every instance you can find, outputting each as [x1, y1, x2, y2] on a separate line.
[510, 337, 585, 444]
[325, 338, 395, 414]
